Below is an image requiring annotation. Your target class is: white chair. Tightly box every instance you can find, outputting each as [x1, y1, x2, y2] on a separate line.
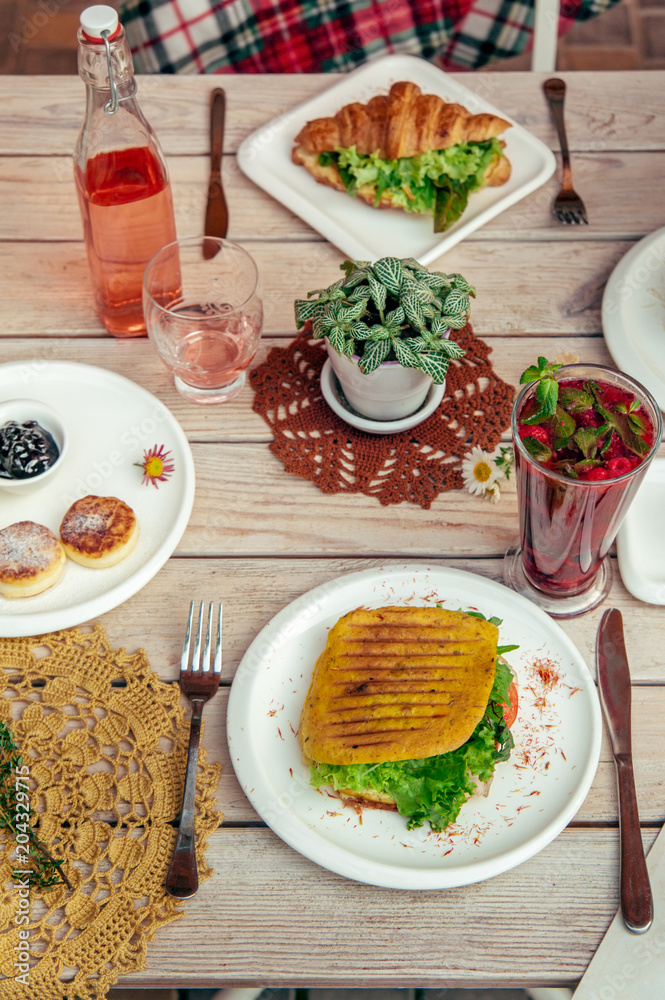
[532, 0, 562, 70]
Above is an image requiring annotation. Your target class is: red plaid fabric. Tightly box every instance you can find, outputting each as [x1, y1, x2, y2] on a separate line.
[119, 0, 622, 74]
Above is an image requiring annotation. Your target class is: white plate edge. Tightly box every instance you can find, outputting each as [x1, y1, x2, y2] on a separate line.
[616, 456, 665, 605]
[0, 360, 196, 636]
[601, 226, 665, 411]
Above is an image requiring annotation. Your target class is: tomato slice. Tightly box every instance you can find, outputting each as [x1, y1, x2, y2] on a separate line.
[501, 681, 518, 728]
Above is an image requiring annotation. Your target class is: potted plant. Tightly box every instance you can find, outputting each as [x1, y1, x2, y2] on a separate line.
[294, 256, 474, 420]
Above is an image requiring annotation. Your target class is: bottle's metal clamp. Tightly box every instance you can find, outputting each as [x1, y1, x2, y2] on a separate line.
[101, 29, 137, 114]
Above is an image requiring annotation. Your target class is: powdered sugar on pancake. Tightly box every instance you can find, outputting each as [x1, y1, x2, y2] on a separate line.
[0, 521, 62, 581]
[62, 510, 106, 537]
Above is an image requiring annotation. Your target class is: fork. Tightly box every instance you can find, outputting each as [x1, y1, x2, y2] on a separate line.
[166, 601, 222, 898]
[543, 77, 589, 225]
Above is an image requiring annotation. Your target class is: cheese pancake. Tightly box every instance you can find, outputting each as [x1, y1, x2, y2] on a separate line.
[60, 495, 139, 569]
[299, 606, 498, 766]
[0, 520, 66, 597]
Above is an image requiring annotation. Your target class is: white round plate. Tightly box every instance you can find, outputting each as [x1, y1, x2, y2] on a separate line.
[0, 361, 195, 637]
[227, 563, 602, 890]
[602, 226, 665, 411]
[320, 359, 445, 434]
[617, 457, 665, 605]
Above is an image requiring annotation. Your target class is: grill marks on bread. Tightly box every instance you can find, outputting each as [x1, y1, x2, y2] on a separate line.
[299, 606, 498, 765]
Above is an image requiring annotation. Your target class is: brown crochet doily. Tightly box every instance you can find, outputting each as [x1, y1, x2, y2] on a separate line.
[251, 324, 514, 508]
[0, 626, 222, 1000]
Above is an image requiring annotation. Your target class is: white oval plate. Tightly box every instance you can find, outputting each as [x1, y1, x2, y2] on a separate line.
[617, 457, 665, 605]
[0, 361, 195, 636]
[227, 564, 602, 890]
[602, 226, 665, 411]
[237, 54, 556, 265]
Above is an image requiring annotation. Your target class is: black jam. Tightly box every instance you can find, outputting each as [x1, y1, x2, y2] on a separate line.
[0, 419, 60, 479]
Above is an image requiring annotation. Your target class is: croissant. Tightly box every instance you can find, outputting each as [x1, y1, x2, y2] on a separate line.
[292, 81, 512, 225]
[294, 80, 511, 160]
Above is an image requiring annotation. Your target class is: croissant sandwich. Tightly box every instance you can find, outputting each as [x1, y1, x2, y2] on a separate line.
[292, 81, 512, 233]
[299, 605, 518, 832]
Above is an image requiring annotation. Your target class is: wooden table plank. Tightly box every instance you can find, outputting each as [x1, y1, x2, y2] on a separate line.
[2, 151, 664, 242]
[118, 825, 659, 989]
[2, 74, 665, 156]
[0, 240, 636, 336]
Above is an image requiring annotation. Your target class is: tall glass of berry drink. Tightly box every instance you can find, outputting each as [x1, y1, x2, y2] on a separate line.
[504, 363, 662, 617]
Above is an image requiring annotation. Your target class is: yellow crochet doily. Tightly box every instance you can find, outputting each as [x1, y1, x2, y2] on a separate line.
[0, 626, 223, 1000]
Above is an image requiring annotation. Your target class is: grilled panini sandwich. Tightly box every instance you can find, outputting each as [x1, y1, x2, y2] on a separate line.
[299, 605, 515, 831]
[292, 81, 512, 232]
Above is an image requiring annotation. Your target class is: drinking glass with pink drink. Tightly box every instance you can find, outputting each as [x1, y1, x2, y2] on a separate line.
[143, 237, 263, 404]
[504, 360, 662, 617]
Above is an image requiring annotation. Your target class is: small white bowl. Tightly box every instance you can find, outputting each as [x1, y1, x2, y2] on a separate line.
[320, 359, 445, 435]
[0, 399, 67, 495]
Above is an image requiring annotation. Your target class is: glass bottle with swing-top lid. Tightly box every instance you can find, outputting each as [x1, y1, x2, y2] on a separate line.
[74, 5, 180, 337]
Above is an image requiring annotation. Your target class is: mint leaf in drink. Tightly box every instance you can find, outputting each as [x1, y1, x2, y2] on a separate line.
[616, 398, 642, 415]
[628, 412, 646, 435]
[574, 459, 601, 474]
[588, 384, 650, 456]
[611, 410, 650, 455]
[558, 385, 593, 413]
[536, 378, 559, 414]
[551, 404, 576, 450]
[520, 356, 560, 384]
[522, 436, 553, 464]
[520, 357, 562, 424]
[573, 426, 604, 459]
[599, 423, 614, 454]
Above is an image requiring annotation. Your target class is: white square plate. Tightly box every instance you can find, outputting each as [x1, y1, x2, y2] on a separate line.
[237, 53, 556, 264]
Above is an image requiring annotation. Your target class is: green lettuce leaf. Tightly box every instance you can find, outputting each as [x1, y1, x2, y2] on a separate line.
[309, 657, 516, 832]
[320, 139, 505, 231]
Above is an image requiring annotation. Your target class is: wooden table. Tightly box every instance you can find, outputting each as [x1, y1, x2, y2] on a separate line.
[1, 71, 664, 991]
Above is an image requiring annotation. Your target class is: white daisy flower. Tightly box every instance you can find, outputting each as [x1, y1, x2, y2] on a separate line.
[484, 482, 502, 503]
[461, 447, 501, 497]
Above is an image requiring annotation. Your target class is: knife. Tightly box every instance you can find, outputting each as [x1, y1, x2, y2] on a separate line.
[597, 607, 653, 933]
[203, 87, 229, 258]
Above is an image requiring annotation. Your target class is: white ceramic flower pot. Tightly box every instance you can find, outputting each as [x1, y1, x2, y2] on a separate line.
[325, 340, 443, 421]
